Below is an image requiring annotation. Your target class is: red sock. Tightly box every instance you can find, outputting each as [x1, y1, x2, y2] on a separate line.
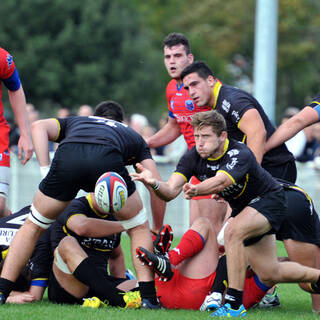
[243, 275, 270, 309]
[168, 229, 205, 266]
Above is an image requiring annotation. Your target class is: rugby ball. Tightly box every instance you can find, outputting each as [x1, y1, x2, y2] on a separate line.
[94, 172, 128, 213]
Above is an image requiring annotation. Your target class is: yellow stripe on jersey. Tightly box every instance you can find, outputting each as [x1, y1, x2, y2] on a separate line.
[53, 118, 61, 141]
[212, 80, 223, 110]
[208, 139, 229, 161]
[217, 170, 236, 184]
[86, 193, 108, 218]
[234, 174, 249, 199]
[173, 172, 188, 182]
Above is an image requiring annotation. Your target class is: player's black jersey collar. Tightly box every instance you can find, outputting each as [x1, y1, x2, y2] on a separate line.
[207, 138, 229, 161]
[211, 80, 222, 110]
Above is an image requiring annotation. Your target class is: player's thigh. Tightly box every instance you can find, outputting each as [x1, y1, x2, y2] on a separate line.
[227, 206, 271, 242]
[284, 239, 318, 268]
[246, 234, 279, 275]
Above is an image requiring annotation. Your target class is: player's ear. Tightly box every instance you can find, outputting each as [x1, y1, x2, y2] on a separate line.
[187, 53, 194, 64]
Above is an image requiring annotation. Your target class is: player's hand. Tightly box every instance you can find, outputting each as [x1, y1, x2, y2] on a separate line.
[211, 194, 227, 203]
[183, 183, 198, 199]
[130, 163, 156, 186]
[17, 134, 33, 165]
[6, 292, 36, 304]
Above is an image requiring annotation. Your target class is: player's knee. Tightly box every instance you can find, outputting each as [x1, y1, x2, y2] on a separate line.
[256, 266, 279, 284]
[58, 236, 77, 255]
[119, 208, 147, 230]
[224, 222, 243, 243]
[28, 204, 55, 229]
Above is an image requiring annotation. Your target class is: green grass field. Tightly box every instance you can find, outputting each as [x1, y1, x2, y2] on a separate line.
[0, 236, 317, 320]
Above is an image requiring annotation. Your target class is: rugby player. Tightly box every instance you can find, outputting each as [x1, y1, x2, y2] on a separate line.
[136, 220, 268, 310]
[266, 95, 320, 152]
[0, 47, 33, 217]
[131, 110, 320, 317]
[0, 101, 161, 308]
[181, 61, 297, 183]
[146, 33, 226, 232]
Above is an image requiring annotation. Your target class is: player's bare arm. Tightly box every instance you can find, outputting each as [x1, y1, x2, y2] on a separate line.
[31, 118, 60, 167]
[265, 106, 319, 152]
[8, 86, 33, 165]
[183, 172, 233, 199]
[66, 214, 124, 237]
[131, 163, 186, 201]
[238, 109, 266, 163]
[146, 117, 181, 148]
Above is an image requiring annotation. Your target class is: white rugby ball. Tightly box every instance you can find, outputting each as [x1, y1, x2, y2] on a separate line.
[94, 172, 128, 213]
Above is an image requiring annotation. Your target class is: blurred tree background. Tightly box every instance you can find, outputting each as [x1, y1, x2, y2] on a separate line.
[0, 0, 319, 125]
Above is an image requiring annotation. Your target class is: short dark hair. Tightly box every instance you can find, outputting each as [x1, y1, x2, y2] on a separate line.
[163, 32, 191, 55]
[93, 101, 124, 122]
[181, 61, 215, 81]
[191, 110, 226, 136]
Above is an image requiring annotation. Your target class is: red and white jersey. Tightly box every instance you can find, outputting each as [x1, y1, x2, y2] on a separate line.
[166, 79, 212, 149]
[0, 47, 21, 124]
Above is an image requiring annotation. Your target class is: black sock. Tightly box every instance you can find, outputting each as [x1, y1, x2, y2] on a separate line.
[224, 288, 243, 310]
[0, 278, 15, 300]
[211, 255, 228, 294]
[139, 281, 158, 305]
[311, 276, 320, 293]
[73, 257, 125, 307]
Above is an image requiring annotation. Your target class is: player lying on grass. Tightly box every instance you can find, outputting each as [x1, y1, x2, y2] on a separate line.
[0, 194, 141, 308]
[136, 220, 268, 310]
[131, 109, 320, 317]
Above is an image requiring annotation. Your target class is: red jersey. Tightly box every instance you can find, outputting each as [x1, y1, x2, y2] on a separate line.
[0, 47, 21, 124]
[0, 48, 21, 163]
[166, 79, 212, 149]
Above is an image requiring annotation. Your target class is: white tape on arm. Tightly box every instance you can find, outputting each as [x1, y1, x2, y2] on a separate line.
[120, 208, 147, 230]
[40, 165, 50, 179]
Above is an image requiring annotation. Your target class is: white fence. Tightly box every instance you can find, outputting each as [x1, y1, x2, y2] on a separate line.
[8, 153, 320, 237]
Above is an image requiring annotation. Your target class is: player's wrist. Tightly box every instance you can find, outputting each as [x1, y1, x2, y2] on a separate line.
[40, 165, 50, 179]
[152, 179, 160, 191]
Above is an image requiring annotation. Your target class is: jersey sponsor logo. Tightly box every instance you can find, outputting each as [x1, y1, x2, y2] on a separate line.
[221, 182, 245, 198]
[249, 196, 261, 204]
[207, 163, 220, 171]
[226, 157, 238, 170]
[176, 93, 182, 96]
[0, 228, 18, 246]
[185, 99, 195, 111]
[81, 236, 117, 250]
[227, 149, 240, 157]
[6, 54, 13, 69]
[231, 110, 240, 122]
[222, 99, 230, 113]
[174, 114, 193, 123]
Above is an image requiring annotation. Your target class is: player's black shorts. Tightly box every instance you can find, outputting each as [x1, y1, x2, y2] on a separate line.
[276, 188, 320, 246]
[48, 268, 128, 305]
[39, 143, 136, 201]
[232, 188, 287, 246]
[263, 159, 297, 184]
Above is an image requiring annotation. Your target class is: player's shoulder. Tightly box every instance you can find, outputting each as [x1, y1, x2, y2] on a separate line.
[0, 47, 15, 77]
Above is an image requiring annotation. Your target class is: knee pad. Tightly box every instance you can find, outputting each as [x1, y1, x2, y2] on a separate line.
[54, 248, 72, 274]
[119, 208, 147, 230]
[28, 204, 55, 229]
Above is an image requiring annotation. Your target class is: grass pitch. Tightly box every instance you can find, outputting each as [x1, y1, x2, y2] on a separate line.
[0, 237, 316, 320]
